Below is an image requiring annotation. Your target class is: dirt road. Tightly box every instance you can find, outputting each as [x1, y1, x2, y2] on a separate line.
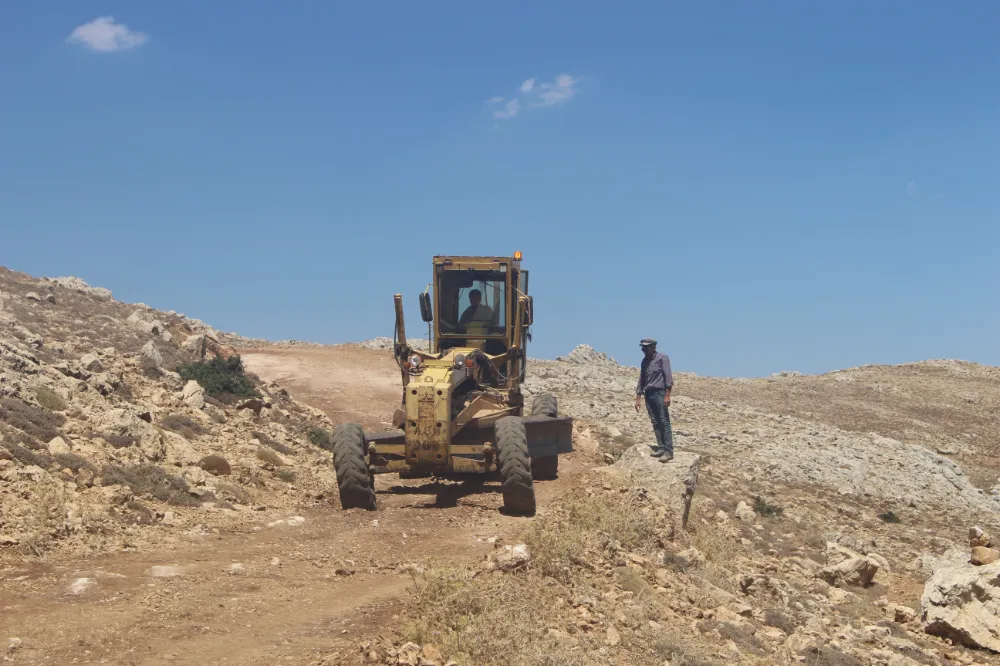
[0, 345, 594, 665]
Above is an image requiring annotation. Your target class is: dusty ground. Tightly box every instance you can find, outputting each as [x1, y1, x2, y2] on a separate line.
[1, 344, 600, 666]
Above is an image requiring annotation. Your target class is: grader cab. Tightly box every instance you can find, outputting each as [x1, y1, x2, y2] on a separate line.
[331, 252, 572, 515]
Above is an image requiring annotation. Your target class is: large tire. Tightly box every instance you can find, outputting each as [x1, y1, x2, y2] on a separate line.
[529, 394, 559, 480]
[495, 416, 536, 515]
[332, 423, 376, 510]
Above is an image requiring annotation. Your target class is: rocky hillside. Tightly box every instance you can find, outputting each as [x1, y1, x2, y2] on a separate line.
[0, 267, 345, 560]
[371, 345, 1000, 665]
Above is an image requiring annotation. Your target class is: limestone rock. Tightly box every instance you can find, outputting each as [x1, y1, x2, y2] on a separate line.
[735, 500, 756, 522]
[93, 408, 166, 462]
[180, 380, 205, 410]
[80, 353, 103, 372]
[47, 436, 71, 455]
[25, 292, 41, 302]
[140, 340, 163, 368]
[922, 560, 1000, 652]
[606, 445, 700, 530]
[971, 547, 999, 566]
[819, 542, 880, 588]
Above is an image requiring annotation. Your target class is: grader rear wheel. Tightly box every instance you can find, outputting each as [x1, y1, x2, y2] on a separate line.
[332, 423, 377, 510]
[495, 416, 536, 515]
[529, 393, 559, 480]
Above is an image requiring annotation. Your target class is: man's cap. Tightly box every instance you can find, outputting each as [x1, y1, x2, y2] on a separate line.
[640, 338, 657, 348]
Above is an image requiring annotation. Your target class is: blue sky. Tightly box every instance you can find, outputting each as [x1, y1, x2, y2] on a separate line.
[1, 2, 997, 377]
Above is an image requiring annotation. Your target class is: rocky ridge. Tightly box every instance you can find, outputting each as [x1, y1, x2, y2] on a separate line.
[0, 268, 344, 560]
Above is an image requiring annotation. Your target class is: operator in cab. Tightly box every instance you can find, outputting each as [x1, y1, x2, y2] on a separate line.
[459, 289, 493, 326]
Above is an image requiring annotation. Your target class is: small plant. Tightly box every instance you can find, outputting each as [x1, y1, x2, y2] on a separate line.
[100, 463, 200, 507]
[252, 430, 294, 455]
[0, 397, 65, 444]
[53, 452, 95, 473]
[175, 355, 258, 404]
[140, 355, 161, 378]
[307, 426, 334, 451]
[92, 432, 136, 449]
[3, 442, 54, 469]
[878, 511, 901, 524]
[35, 387, 68, 412]
[160, 414, 207, 439]
[275, 468, 296, 483]
[753, 495, 784, 518]
[255, 447, 285, 466]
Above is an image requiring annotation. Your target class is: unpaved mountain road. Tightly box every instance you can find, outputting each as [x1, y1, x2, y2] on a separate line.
[0, 345, 598, 665]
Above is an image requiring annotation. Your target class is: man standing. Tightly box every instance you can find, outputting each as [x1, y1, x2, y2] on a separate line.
[634, 339, 674, 462]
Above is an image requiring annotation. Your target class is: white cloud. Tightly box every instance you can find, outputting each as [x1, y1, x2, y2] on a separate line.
[488, 73, 581, 122]
[493, 99, 520, 120]
[536, 74, 579, 106]
[67, 17, 148, 52]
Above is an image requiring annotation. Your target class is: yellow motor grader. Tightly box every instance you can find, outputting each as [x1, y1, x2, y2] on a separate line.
[331, 252, 572, 515]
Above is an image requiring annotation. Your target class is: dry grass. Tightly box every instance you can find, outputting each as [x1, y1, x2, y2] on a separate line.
[275, 468, 296, 482]
[255, 447, 286, 466]
[0, 397, 65, 444]
[18, 480, 68, 557]
[100, 463, 200, 506]
[53, 452, 94, 472]
[252, 430, 294, 455]
[397, 486, 725, 666]
[35, 386, 68, 412]
[90, 432, 137, 449]
[160, 413, 207, 439]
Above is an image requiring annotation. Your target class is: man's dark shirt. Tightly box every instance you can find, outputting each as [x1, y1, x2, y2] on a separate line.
[636, 351, 673, 396]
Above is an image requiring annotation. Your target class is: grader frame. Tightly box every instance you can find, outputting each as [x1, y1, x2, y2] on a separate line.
[331, 252, 573, 515]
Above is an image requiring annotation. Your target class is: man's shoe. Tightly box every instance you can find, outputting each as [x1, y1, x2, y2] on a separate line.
[651, 448, 667, 457]
[657, 452, 674, 463]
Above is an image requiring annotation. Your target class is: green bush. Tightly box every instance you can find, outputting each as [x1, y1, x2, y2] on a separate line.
[175, 355, 258, 404]
[307, 426, 334, 451]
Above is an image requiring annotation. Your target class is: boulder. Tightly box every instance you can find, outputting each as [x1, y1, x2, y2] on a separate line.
[93, 408, 166, 462]
[180, 380, 205, 410]
[51, 276, 113, 300]
[80, 353, 103, 372]
[971, 547, 999, 566]
[735, 501, 756, 522]
[819, 542, 880, 588]
[47, 436, 71, 455]
[126, 311, 165, 337]
[140, 341, 163, 368]
[921, 560, 1000, 652]
[25, 292, 41, 303]
[197, 455, 231, 476]
[181, 334, 206, 357]
[605, 445, 701, 530]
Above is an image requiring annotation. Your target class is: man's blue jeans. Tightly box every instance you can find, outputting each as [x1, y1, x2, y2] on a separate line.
[644, 388, 674, 454]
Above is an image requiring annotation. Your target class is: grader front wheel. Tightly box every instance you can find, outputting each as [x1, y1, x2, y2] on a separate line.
[495, 416, 536, 515]
[332, 423, 377, 510]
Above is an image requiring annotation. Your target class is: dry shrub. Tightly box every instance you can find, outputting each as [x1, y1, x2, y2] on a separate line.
[215, 480, 250, 505]
[35, 386, 67, 412]
[275, 468, 296, 482]
[92, 432, 136, 449]
[19, 480, 69, 557]
[160, 413, 207, 439]
[307, 426, 334, 451]
[53, 452, 94, 472]
[402, 567, 569, 666]
[523, 490, 665, 582]
[3, 441, 54, 468]
[252, 430, 294, 455]
[0, 397, 65, 444]
[255, 447, 285, 466]
[100, 463, 199, 506]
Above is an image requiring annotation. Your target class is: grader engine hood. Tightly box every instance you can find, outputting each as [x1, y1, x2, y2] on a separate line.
[402, 359, 469, 467]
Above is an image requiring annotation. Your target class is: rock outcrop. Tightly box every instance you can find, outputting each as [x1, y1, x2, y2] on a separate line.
[922, 560, 1000, 652]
